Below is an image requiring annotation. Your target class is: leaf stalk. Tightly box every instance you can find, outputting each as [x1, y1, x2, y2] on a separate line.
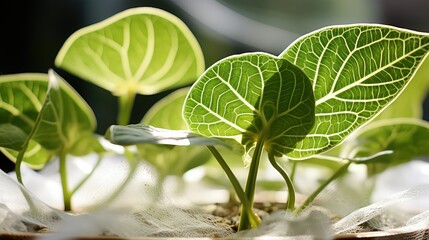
[268, 153, 296, 211]
[295, 161, 351, 214]
[238, 134, 267, 231]
[59, 150, 72, 211]
[207, 146, 261, 227]
[117, 90, 136, 125]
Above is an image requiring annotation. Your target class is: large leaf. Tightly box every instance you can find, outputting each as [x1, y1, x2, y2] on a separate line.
[280, 24, 429, 159]
[0, 74, 52, 168]
[341, 118, 429, 175]
[55, 7, 204, 96]
[183, 53, 315, 159]
[139, 88, 212, 176]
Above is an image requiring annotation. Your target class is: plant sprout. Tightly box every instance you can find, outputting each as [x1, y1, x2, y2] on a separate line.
[0, 70, 99, 211]
[2, 6, 429, 234]
[109, 24, 429, 230]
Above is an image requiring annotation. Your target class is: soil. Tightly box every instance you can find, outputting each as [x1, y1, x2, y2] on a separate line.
[202, 201, 286, 232]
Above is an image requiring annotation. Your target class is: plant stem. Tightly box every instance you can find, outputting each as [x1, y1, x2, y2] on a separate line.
[290, 160, 297, 183]
[207, 146, 261, 227]
[59, 150, 72, 211]
[15, 145, 28, 185]
[71, 154, 103, 196]
[117, 90, 136, 125]
[295, 161, 351, 214]
[89, 150, 138, 211]
[238, 135, 266, 231]
[268, 153, 295, 211]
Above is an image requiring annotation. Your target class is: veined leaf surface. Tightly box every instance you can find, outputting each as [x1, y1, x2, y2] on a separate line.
[375, 54, 429, 120]
[183, 53, 315, 158]
[55, 7, 204, 96]
[280, 24, 429, 159]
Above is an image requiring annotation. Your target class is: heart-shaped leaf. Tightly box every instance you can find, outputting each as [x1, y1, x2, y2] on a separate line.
[183, 53, 315, 159]
[55, 7, 204, 96]
[280, 24, 429, 159]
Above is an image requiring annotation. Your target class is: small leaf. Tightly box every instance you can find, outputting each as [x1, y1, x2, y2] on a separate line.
[341, 118, 429, 175]
[280, 24, 429, 159]
[183, 53, 315, 159]
[0, 124, 27, 151]
[106, 124, 227, 147]
[31, 70, 97, 155]
[139, 88, 212, 176]
[55, 7, 204, 96]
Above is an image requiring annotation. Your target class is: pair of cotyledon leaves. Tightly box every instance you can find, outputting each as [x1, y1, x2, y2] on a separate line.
[183, 25, 429, 161]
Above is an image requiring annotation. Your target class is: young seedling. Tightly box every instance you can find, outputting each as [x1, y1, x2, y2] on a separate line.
[3, 6, 429, 235]
[109, 24, 429, 231]
[0, 70, 99, 211]
[0, 7, 206, 211]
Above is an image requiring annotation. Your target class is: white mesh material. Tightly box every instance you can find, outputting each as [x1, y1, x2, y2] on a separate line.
[0, 156, 428, 239]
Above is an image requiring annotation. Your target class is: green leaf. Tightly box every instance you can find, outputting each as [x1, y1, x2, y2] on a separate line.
[142, 87, 190, 130]
[139, 88, 212, 176]
[341, 118, 429, 175]
[106, 124, 227, 147]
[0, 72, 97, 168]
[31, 70, 97, 156]
[280, 24, 429, 159]
[375, 54, 429, 120]
[0, 124, 27, 151]
[55, 7, 204, 96]
[0, 73, 52, 168]
[183, 53, 315, 159]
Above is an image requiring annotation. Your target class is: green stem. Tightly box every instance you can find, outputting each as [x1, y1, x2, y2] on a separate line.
[268, 153, 295, 211]
[59, 150, 72, 211]
[207, 146, 261, 227]
[89, 150, 138, 211]
[290, 160, 297, 184]
[295, 161, 351, 214]
[15, 145, 27, 185]
[238, 135, 266, 231]
[70, 154, 103, 196]
[117, 91, 136, 125]
[15, 144, 42, 217]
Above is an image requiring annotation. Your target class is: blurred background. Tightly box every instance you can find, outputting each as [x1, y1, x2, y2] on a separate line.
[1, 0, 429, 172]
